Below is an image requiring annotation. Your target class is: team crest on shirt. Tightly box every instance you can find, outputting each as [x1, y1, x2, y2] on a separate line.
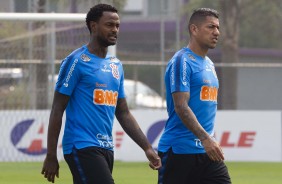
[188, 54, 196, 61]
[81, 54, 91, 62]
[110, 63, 119, 79]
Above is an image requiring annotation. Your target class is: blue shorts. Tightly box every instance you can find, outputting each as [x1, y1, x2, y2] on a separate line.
[64, 146, 114, 184]
[158, 148, 231, 184]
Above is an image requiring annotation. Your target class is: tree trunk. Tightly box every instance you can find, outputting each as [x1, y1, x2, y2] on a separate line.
[219, 0, 240, 109]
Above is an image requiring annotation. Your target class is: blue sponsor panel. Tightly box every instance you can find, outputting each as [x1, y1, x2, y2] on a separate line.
[146, 120, 166, 150]
[10, 119, 47, 155]
[0, 110, 65, 161]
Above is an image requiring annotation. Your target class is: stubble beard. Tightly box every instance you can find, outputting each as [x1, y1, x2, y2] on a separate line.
[98, 36, 117, 48]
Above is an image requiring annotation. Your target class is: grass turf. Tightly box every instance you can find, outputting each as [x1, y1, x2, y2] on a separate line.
[0, 161, 282, 184]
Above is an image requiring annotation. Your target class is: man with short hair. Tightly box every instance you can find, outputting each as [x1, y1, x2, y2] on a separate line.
[41, 4, 161, 184]
[158, 8, 231, 184]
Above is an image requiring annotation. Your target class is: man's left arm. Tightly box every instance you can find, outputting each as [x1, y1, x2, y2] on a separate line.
[115, 98, 161, 170]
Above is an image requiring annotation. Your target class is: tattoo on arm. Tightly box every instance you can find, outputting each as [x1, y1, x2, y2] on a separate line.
[173, 92, 209, 141]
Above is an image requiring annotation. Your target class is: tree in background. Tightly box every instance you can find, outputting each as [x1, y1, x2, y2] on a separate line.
[219, 0, 240, 109]
[239, 0, 282, 48]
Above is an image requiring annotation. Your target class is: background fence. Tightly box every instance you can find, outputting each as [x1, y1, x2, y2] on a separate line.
[1, 13, 282, 110]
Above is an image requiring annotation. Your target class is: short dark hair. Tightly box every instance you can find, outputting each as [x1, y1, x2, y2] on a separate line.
[86, 4, 118, 33]
[188, 8, 219, 34]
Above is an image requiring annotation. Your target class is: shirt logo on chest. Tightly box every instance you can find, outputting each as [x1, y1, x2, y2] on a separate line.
[110, 63, 119, 79]
[200, 86, 218, 102]
[101, 65, 111, 72]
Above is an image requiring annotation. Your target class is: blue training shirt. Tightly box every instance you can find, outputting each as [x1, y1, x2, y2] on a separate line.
[55, 45, 125, 154]
[158, 47, 219, 154]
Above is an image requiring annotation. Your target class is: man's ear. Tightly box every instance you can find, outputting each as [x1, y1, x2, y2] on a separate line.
[90, 21, 97, 33]
[190, 24, 198, 35]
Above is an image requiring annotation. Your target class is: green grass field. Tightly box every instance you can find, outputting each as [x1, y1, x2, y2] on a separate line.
[0, 161, 282, 184]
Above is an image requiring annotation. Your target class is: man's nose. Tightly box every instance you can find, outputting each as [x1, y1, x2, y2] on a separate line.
[214, 28, 220, 36]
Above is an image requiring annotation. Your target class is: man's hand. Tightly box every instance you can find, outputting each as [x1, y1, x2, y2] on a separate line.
[202, 137, 224, 162]
[145, 148, 162, 170]
[41, 154, 60, 183]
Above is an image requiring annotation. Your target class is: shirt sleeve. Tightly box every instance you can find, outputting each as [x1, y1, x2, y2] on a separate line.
[170, 53, 192, 93]
[55, 56, 81, 96]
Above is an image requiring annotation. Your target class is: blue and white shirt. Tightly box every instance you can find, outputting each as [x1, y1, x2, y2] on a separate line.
[158, 47, 219, 154]
[55, 45, 125, 154]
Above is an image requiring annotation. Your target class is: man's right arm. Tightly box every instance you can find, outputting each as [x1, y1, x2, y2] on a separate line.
[172, 91, 224, 162]
[41, 91, 70, 183]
